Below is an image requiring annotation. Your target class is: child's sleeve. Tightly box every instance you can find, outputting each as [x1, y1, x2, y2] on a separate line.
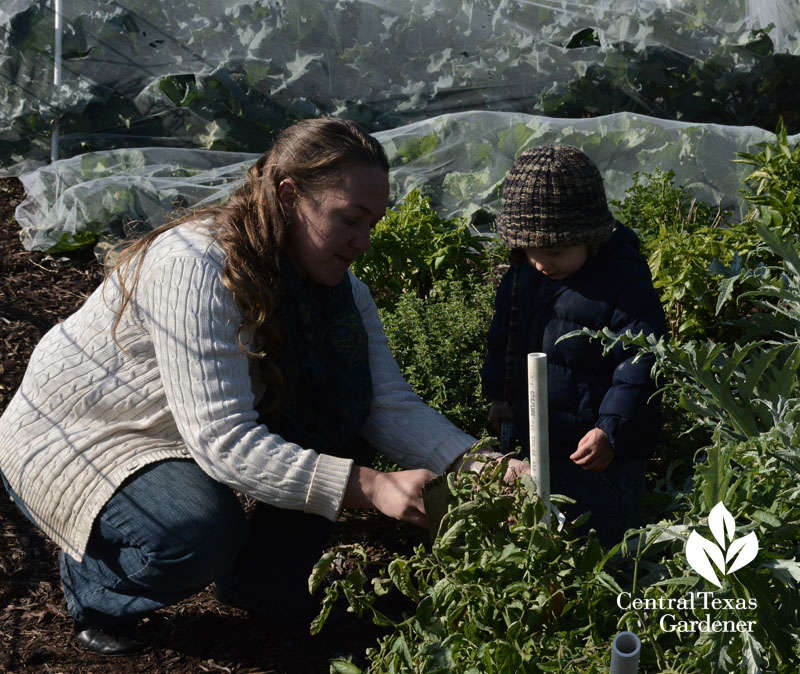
[595, 277, 667, 458]
[480, 266, 515, 402]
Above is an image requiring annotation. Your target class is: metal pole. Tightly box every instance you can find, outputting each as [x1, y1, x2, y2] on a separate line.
[51, 0, 63, 163]
[609, 631, 641, 674]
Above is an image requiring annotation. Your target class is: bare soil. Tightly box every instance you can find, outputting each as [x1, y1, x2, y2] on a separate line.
[0, 177, 413, 673]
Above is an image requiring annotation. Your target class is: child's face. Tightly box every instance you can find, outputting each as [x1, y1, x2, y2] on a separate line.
[524, 245, 589, 280]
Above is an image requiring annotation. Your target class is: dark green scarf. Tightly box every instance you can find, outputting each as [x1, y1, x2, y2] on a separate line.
[255, 262, 374, 466]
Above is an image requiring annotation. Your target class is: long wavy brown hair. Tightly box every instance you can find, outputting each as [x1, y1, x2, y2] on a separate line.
[109, 117, 389, 407]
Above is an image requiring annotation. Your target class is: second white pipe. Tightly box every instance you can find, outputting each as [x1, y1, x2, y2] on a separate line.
[609, 631, 641, 674]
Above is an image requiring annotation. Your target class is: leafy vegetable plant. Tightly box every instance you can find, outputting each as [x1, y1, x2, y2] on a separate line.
[313, 441, 800, 673]
[352, 189, 500, 306]
[611, 169, 754, 342]
[310, 454, 620, 674]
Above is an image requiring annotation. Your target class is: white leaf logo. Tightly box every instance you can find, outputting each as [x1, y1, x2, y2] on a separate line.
[709, 501, 736, 548]
[727, 532, 759, 574]
[686, 530, 726, 587]
[685, 502, 759, 587]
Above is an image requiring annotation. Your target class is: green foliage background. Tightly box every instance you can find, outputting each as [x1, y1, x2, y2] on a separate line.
[352, 189, 504, 439]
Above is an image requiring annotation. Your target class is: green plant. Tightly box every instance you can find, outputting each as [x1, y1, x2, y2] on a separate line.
[311, 456, 621, 674]
[378, 276, 497, 438]
[611, 169, 727, 241]
[352, 189, 500, 307]
[613, 435, 800, 674]
[736, 120, 800, 238]
[313, 444, 800, 673]
[611, 169, 753, 342]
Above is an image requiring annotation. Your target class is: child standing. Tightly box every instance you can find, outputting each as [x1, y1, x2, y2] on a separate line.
[481, 144, 667, 547]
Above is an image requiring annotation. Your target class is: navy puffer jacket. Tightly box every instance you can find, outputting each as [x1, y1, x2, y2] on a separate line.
[481, 224, 667, 461]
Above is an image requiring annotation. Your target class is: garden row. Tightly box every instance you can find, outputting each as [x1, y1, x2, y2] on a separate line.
[314, 123, 800, 673]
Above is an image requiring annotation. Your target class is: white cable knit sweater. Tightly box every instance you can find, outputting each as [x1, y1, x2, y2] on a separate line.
[0, 224, 475, 561]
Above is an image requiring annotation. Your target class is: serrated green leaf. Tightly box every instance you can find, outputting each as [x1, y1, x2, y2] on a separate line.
[761, 558, 800, 584]
[329, 658, 363, 674]
[649, 575, 701, 588]
[741, 631, 767, 674]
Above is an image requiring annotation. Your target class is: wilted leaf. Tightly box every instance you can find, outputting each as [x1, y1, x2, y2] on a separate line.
[329, 658, 363, 674]
[388, 559, 420, 602]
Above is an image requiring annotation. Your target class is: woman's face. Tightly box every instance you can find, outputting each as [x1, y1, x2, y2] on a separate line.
[282, 164, 390, 287]
[524, 244, 589, 280]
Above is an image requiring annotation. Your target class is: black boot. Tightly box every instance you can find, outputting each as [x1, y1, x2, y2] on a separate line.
[73, 620, 146, 656]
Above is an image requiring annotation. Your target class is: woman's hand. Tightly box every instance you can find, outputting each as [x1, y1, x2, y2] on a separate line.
[450, 448, 530, 483]
[502, 457, 531, 482]
[343, 466, 436, 528]
[570, 428, 615, 472]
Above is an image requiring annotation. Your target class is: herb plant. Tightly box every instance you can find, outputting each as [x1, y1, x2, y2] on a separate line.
[377, 277, 497, 438]
[736, 120, 800, 238]
[352, 189, 500, 306]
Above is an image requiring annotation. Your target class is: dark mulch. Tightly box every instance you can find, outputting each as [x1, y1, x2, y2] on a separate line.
[0, 176, 413, 673]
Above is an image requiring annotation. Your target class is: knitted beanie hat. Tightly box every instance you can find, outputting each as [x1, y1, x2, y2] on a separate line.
[496, 144, 615, 249]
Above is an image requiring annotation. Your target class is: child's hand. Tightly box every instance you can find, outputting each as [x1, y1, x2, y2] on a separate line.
[488, 400, 513, 432]
[570, 428, 615, 472]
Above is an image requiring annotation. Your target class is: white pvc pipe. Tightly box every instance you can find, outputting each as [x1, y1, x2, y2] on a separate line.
[609, 631, 641, 674]
[51, 0, 63, 163]
[527, 352, 550, 508]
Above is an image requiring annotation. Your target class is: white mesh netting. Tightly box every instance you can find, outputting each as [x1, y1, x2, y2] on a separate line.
[2, 0, 799, 250]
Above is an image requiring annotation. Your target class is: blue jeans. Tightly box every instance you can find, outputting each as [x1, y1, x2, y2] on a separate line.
[549, 457, 648, 548]
[3, 460, 334, 626]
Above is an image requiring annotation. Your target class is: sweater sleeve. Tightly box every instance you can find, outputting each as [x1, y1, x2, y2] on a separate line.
[349, 273, 476, 473]
[595, 273, 667, 458]
[138, 248, 352, 521]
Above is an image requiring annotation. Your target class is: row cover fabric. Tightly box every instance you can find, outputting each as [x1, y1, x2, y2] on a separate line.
[15, 110, 799, 255]
[3, 0, 800, 251]
[1, 0, 799, 173]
